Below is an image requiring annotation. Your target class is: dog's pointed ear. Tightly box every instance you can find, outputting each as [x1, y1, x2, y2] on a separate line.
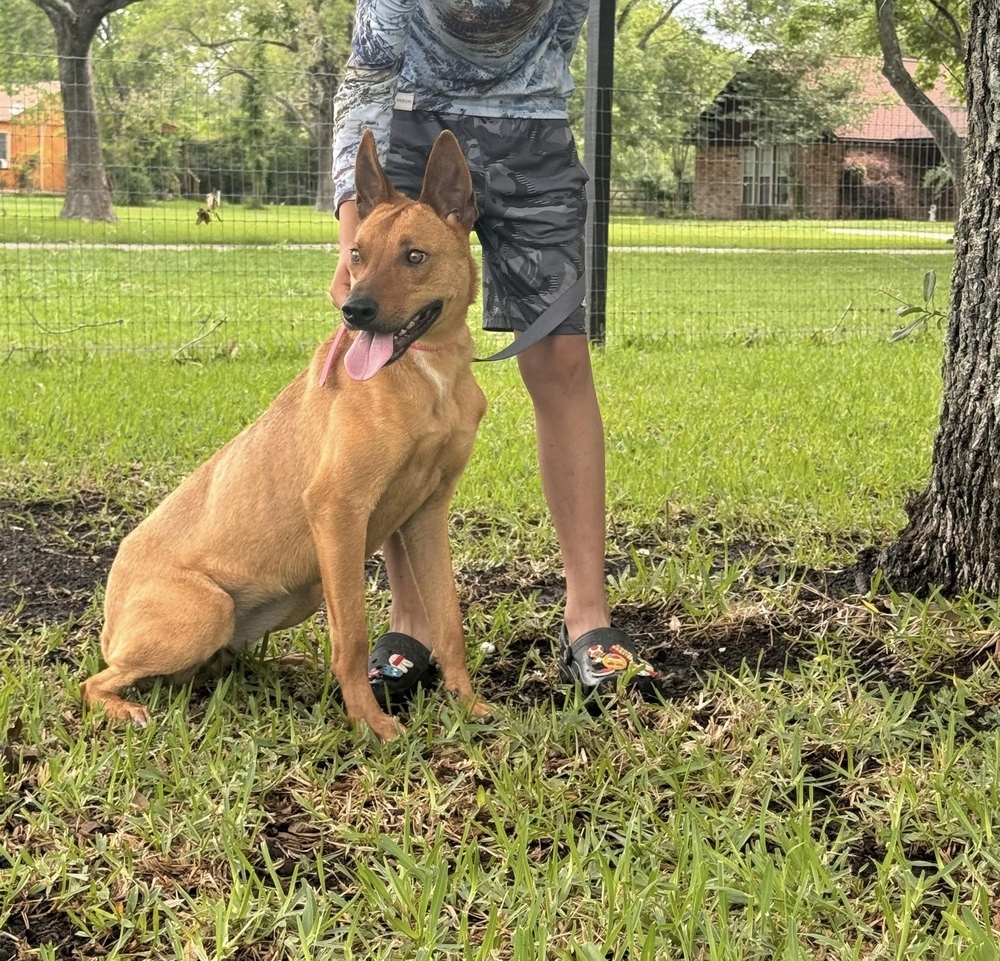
[418, 130, 478, 232]
[354, 129, 397, 220]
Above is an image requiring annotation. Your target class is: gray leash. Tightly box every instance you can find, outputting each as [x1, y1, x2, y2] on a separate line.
[473, 276, 586, 363]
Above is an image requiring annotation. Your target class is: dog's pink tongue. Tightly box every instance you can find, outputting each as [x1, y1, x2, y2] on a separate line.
[344, 330, 394, 381]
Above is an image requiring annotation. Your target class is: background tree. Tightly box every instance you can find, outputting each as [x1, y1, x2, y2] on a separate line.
[570, 0, 733, 215]
[697, 48, 862, 144]
[873, 0, 965, 206]
[709, 0, 968, 208]
[873, 3, 999, 594]
[613, 2, 733, 214]
[24, 0, 148, 221]
[179, 0, 352, 211]
[0, 2, 56, 89]
[91, 8, 197, 205]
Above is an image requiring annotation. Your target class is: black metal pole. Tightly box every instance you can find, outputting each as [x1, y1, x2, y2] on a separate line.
[583, 0, 615, 346]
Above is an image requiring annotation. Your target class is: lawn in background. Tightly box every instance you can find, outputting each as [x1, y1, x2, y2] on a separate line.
[0, 194, 953, 249]
[2, 245, 954, 353]
[1, 335, 941, 555]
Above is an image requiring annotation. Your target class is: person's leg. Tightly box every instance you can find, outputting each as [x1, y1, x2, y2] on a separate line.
[476, 118, 658, 690]
[516, 333, 610, 642]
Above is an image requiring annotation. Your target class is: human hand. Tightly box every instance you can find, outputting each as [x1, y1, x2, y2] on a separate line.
[330, 255, 352, 308]
[331, 200, 359, 309]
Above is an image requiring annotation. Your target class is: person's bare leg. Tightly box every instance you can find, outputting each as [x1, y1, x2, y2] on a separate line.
[385, 530, 432, 642]
[516, 333, 610, 642]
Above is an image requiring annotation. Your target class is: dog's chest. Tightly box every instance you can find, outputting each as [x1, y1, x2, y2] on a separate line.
[368, 370, 483, 534]
[411, 352, 450, 404]
[400, 393, 478, 483]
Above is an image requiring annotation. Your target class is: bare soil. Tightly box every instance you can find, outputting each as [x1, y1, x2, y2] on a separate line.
[0, 491, 986, 703]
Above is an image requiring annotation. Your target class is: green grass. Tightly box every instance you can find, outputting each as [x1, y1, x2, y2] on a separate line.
[2, 244, 953, 353]
[6, 229, 1000, 958]
[6, 337, 1000, 957]
[609, 216, 955, 250]
[0, 337, 941, 557]
[0, 195, 954, 250]
[0, 196, 341, 247]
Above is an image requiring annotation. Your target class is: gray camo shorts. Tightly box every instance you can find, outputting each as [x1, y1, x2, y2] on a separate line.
[385, 110, 589, 335]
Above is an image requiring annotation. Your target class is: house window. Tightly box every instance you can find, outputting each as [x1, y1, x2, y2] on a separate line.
[742, 144, 791, 206]
[0, 132, 8, 168]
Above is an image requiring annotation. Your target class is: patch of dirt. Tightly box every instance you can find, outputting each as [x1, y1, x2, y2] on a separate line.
[0, 904, 103, 961]
[0, 492, 134, 631]
[0, 493, 994, 709]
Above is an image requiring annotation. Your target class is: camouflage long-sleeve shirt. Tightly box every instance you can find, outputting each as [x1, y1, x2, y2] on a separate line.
[332, 0, 589, 212]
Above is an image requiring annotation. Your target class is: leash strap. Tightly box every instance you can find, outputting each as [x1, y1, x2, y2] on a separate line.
[473, 275, 586, 363]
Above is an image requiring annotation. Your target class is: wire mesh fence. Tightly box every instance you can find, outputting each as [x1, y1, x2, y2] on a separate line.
[0, 52, 962, 357]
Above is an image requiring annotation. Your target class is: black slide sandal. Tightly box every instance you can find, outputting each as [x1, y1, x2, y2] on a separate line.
[368, 632, 437, 712]
[558, 624, 658, 694]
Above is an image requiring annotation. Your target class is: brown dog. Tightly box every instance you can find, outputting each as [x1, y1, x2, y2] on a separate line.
[81, 130, 489, 741]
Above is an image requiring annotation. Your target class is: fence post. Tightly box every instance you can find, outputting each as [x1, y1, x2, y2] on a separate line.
[584, 0, 615, 347]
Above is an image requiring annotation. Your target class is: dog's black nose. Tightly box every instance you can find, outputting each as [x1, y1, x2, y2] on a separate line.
[341, 296, 379, 328]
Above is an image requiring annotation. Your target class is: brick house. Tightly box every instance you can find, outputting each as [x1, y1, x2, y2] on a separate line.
[0, 82, 67, 193]
[692, 60, 966, 221]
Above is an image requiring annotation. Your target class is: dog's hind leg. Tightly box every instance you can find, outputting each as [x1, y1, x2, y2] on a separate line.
[394, 503, 492, 719]
[83, 570, 236, 726]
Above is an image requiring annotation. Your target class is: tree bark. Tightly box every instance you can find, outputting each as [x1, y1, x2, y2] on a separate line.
[874, 0, 966, 212]
[876, 3, 999, 595]
[32, 0, 144, 222]
[54, 26, 116, 221]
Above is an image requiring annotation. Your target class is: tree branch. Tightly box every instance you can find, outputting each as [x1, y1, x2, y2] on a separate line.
[272, 92, 316, 140]
[923, 0, 966, 63]
[177, 26, 298, 54]
[616, 0, 641, 31]
[637, 0, 684, 51]
[79, 0, 147, 42]
[26, 0, 76, 21]
[874, 0, 965, 206]
[99, 0, 148, 14]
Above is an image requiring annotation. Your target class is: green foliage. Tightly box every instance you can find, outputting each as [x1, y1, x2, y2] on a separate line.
[710, 0, 968, 91]
[888, 268, 948, 341]
[923, 163, 955, 200]
[570, 2, 735, 214]
[713, 49, 863, 144]
[0, 2, 55, 88]
[239, 42, 273, 208]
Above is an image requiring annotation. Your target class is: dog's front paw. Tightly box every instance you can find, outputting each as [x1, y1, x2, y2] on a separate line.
[467, 698, 494, 720]
[447, 689, 493, 720]
[357, 710, 404, 742]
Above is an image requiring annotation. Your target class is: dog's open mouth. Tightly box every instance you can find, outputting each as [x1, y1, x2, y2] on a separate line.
[344, 301, 443, 381]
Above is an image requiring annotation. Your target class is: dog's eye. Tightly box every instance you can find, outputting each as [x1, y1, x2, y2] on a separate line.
[350, 249, 361, 265]
[406, 249, 428, 265]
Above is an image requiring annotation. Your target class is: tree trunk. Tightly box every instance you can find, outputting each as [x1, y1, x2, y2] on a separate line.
[874, 0, 965, 213]
[53, 18, 117, 222]
[876, 4, 999, 595]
